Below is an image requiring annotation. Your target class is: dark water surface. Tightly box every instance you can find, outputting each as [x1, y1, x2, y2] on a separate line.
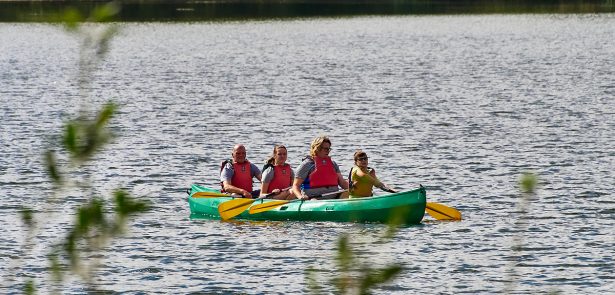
[1, 14, 614, 294]
[1, 0, 614, 22]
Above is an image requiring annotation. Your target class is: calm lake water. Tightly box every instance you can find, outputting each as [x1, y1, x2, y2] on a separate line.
[1, 14, 614, 294]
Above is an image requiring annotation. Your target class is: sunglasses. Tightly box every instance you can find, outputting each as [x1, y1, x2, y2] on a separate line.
[357, 157, 368, 161]
[320, 147, 332, 151]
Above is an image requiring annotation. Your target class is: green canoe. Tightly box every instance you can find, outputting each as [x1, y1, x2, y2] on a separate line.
[187, 184, 426, 224]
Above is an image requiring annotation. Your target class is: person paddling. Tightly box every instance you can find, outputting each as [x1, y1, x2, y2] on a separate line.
[260, 144, 295, 200]
[220, 144, 262, 198]
[292, 136, 349, 200]
[348, 150, 395, 198]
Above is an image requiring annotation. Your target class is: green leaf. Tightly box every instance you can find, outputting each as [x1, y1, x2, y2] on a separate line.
[90, 2, 121, 22]
[335, 234, 353, 271]
[519, 172, 538, 193]
[44, 150, 62, 184]
[95, 27, 119, 58]
[114, 190, 151, 218]
[333, 235, 354, 294]
[63, 123, 77, 155]
[63, 232, 77, 266]
[96, 102, 117, 129]
[20, 207, 34, 229]
[61, 8, 83, 31]
[305, 267, 323, 295]
[374, 265, 403, 284]
[45, 150, 62, 184]
[63, 103, 118, 162]
[48, 252, 63, 282]
[24, 279, 36, 295]
[75, 198, 107, 237]
[359, 265, 403, 295]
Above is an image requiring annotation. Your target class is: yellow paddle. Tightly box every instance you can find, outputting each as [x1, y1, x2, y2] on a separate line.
[218, 188, 290, 220]
[192, 191, 231, 198]
[249, 189, 347, 214]
[381, 187, 462, 221]
[248, 199, 296, 214]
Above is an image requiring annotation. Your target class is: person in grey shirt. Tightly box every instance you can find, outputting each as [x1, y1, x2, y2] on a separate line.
[292, 136, 349, 200]
[220, 144, 261, 198]
[260, 144, 295, 200]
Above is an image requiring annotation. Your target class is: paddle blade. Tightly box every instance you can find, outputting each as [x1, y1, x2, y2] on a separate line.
[426, 202, 462, 221]
[218, 198, 256, 220]
[192, 191, 229, 198]
[248, 200, 291, 214]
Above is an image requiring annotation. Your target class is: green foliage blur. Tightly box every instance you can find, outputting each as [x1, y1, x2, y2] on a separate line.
[504, 172, 544, 294]
[307, 198, 409, 294]
[307, 234, 403, 295]
[519, 172, 538, 194]
[61, 102, 117, 163]
[10, 2, 151, 293]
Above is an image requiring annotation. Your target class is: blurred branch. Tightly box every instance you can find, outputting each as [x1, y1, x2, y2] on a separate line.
[5, 2, 151, 293]
[504, 172, 539, 294]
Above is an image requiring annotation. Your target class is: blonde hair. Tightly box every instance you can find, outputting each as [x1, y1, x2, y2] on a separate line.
[266, 145, 287, 165]
[310, 136, 331, 157]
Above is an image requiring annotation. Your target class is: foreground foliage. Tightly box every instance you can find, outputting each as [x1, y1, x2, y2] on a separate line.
[10, 2, 151, 293]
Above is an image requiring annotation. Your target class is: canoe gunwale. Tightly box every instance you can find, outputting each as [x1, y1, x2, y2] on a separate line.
[188, 185, 425, 203]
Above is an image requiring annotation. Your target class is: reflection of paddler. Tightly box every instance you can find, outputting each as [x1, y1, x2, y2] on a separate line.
[220, 144, 262, 198]
[292, 136, 349, 200]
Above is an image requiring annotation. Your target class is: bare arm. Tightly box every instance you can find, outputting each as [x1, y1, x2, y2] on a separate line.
[367, 168, 395, 192]
[260, 182, 271, 197]
[223, 180, 252, 198]
[337, 172, 349, 190]
[368, 168, 384, 188]
[292, 178, 306, 199]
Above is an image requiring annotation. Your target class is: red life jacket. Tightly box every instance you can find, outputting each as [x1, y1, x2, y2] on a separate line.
[229, 161, 254, 193]
[309, 156, 338, 188]
[267, 164, 292, 193]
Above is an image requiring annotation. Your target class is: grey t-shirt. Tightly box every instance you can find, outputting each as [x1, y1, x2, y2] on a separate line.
[295, 157, 342, 199]
[262, 164, 295, 183]
[220, 161, 261, 183]
[295, 157, 341, 179]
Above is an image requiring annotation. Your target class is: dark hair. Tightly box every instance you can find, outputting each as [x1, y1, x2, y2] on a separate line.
[353, 150, 367, 162]
[266, 144, 287, 166]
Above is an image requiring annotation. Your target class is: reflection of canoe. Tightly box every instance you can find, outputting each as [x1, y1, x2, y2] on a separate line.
[187, 184, 426, 224]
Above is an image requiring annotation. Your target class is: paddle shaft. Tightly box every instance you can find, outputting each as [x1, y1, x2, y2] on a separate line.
[380, 185, 461, 221]
[192, 191, 230, 198]
[301, 189, 347, 200]
[380, 187, 397, 193]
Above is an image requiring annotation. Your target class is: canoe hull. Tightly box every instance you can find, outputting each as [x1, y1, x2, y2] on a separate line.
[187, 184, 426, 224]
